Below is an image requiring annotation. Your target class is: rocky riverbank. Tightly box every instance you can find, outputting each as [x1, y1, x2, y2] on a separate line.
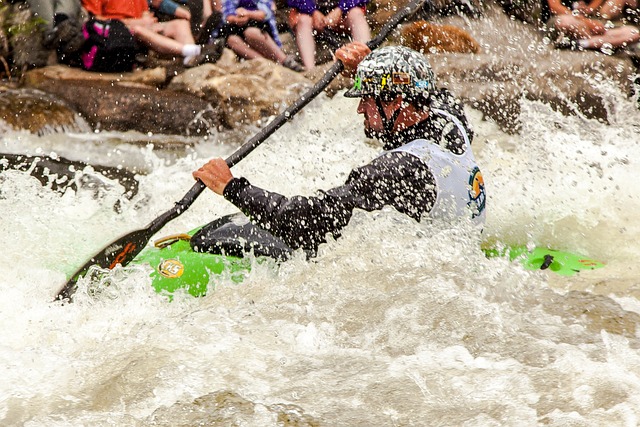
[1, 0, 638, 138]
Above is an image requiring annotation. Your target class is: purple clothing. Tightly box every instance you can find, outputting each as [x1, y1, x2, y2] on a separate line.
[286, 0, 368, 16]
[222, 0, 282, 46]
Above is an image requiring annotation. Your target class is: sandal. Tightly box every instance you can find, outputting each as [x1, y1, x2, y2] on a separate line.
[282, 54, 305, 72]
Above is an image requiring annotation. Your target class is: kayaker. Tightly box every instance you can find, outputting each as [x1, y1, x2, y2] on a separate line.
[193, 41, 487, 254]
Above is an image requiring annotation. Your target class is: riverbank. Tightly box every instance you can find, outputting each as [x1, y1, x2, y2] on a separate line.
[1, 0, 638, 138]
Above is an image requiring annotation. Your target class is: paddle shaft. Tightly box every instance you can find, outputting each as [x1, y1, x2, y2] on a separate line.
[130, 0, 427, 245]
[55, 0, 425, 301]
[169, 0, 427, 214]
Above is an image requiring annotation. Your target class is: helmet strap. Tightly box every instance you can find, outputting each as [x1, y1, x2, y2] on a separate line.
[374, 97, 402, 135]
[373, 96, 403, 149]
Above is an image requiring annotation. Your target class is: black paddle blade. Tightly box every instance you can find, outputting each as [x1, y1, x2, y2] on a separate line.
[56, 227, 152, 301]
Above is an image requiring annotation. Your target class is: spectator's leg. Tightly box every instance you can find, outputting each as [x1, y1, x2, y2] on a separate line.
[243, 27, 286, 63]
[293, 13, 316, 70]
[599, 0, 637, 20]
[579, 25, 640, 49]
[226, 34, 262, 59]
[156, 19, 197, 45]
[131, 25, 188, 56]
[202, 0, 214, 24]
[343, 7, 371, 43]
[554, 14, 594, 39]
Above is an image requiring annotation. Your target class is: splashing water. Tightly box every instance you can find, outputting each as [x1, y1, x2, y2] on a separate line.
[2, 90, 640, 426]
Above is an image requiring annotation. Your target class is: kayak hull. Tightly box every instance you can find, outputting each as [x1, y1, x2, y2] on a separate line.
[133, 214, 605, 296]
[132, 236, 250, 297]
[483, 246, 605, 276]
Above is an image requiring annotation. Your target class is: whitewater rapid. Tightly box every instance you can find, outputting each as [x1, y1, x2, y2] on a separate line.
[2, 89, 640, 426]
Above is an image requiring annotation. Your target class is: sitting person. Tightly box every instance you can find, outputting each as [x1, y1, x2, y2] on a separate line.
[287, 0, 371, 70]
[82, 0, 223, 67]
[193, 42, 486, 255]
[545, 0, 640, 52]
[218, 0, 304, 71]
[149, 0, 222, 43]
[149, 0, 193, 22]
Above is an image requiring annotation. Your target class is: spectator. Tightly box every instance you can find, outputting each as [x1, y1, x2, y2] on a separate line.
[218, 0, 304, 71]
[82, 0, 224, 67]
[287, 0, 371, 70]
[149, 0, 193, 22]
[149, 0, 221, 42]
[545, 0, 640, 52]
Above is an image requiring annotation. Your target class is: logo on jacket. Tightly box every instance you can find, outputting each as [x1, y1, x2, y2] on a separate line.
[468, 167, 486, 218]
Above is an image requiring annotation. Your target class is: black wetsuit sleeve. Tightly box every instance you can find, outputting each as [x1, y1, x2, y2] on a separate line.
[223, 176, 353, 252]
[223, 151, 436, 253]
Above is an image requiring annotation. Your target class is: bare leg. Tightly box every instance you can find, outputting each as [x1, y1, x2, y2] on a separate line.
[202, 0, 213, 23]
[599, 0, 637, 19]
[243, 27, 287, 63]
[154, 19, 196, 45]
[554, 15, 597, 39]
[226, 34, 263, 59]
[580, 25, 640, 48]
[344, 7, 371, 43]
[130, 26, 186, 56]
[294, 14, 316, 70]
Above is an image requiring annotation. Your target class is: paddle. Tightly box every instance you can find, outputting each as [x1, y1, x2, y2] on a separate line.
[55, 0, 427, 302]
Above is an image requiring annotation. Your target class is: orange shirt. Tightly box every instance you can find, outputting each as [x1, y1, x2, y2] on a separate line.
[82, 0, 149, 20]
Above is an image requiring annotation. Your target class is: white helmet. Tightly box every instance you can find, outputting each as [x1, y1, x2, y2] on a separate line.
[344, 46, 437, 100]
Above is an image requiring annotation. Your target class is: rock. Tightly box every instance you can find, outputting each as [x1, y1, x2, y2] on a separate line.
[168, 53, 313, 125]
[0, 87, 89, 134]
[22, 65, 229, 136]
[391, 1, 638, 132]
[400, 20, 482, 54]
[0, 153, 139, 212]
[4, 0, 638, 137]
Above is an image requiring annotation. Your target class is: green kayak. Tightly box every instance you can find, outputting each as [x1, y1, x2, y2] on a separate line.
[132, 213, 606, 297]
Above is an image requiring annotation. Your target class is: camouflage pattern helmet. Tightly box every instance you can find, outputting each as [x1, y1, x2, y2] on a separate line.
[344, 46, 437, 100]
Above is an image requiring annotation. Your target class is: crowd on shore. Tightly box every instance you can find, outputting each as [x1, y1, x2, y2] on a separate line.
[20, 0, 374, 74]
[542, 0, 640, 55]
[5, 0, 640, 79]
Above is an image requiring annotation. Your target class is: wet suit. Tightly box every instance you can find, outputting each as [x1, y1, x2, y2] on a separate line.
[220, 89, 480, 254]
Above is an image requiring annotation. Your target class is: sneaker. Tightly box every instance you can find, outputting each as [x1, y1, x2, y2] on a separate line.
[600, 42, 615, 56]
[625, 41, 640, 57]
[281, 54, 304, 72]
[554, 37, 583, 51]
[185, 39, 225, 68]
[43, 19, 82, 50]
[59, 25, 86, 55]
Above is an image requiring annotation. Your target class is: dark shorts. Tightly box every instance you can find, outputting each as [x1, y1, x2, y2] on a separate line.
[288, 6, 367, 29]
[218, 20, 275, 40]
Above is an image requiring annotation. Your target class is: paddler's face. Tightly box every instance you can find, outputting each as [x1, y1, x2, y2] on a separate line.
[357, 97, 383, 136]
[357, 96, 404, 141]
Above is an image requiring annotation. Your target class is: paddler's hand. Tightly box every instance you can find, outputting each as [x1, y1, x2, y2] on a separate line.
[193, 158, 233, 195]
[335, 41, 371, 78]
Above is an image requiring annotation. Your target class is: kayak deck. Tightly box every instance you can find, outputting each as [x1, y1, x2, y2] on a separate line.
[133, 214, 605, 296]
[482, 245, 605, 276]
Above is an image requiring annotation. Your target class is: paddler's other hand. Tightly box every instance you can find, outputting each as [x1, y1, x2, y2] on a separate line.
[335, 41, 370, 77]
[193, 158, 233, 195]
